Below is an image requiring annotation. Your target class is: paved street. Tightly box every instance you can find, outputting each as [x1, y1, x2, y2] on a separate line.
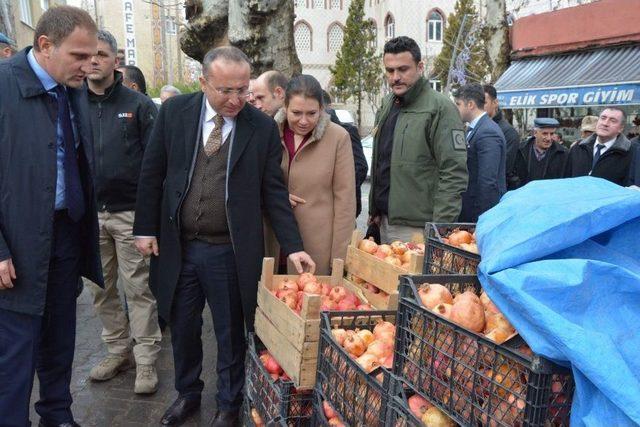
[28, 183, 371, 426]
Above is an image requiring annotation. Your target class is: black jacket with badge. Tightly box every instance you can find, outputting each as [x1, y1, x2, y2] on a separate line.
[88, 72, 157, 212]
[512, 136, 568, 189]
[564, 133, 633, 186]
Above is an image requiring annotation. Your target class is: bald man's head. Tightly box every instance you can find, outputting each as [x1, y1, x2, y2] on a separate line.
[253, 70, 288, 117]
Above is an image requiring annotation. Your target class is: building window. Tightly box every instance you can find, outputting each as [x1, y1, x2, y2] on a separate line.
[313, 0, 325, 8]
[327, 23, 344, 52]
[367, 19, 377, 49]
[428, 11, 443, 42]
[330, 0, 341, 9]
[430, 79, 442, 92]
[20, 0, 33, 26]
[294, 21, 313, 52]
[384, 14, 394, 39]
[41, 0, 50, 10]
[165, 16, 177, 35]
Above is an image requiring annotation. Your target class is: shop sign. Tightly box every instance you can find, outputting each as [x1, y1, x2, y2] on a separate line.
[497, 83, 640, 108]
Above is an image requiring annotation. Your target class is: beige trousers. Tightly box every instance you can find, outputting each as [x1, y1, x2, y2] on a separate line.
[89, 211, 161, 365]
[380, 215, 425, 243]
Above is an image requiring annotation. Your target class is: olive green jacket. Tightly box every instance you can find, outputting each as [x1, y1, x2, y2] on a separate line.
[369, 77, 468, 227]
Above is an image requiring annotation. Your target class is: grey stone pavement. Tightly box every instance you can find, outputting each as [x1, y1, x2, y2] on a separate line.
[28, 183, 370, 427]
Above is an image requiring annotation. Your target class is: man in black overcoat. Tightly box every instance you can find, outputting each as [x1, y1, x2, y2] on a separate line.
[133, 46, 315, 426]
[0, 6, 103, 427]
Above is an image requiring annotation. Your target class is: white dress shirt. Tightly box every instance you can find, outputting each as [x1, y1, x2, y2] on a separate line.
[594, 136, 616, 156]
[203, 99, 235, 147]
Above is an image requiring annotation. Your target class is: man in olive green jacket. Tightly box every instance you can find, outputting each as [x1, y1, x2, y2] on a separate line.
[369, 36, 468, 242]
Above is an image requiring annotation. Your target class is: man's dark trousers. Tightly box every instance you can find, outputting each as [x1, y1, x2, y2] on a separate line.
[170, 240, 246, 411]
[0, 211, 81, 426]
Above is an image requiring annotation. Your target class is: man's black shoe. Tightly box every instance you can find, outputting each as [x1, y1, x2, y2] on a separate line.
[210, 409, 240, 427]
[38, 421, 80, 427]
[160, 397, 201, 426]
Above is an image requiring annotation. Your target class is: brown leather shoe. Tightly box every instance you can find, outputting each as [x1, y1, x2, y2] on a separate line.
[210, 409, 240, 427]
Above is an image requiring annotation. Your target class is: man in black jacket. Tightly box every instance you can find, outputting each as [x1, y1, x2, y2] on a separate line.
[513, 118, 568, 189]
[0, 7, 103, 426]
[565, 107, 633, 186]
[134, 46, 314, 426]
[483, 84, 521, 189]
[86, 30, 161, 394]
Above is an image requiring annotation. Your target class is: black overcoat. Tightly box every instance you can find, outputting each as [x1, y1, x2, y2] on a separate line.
[564, 133, 633, 186]
[133, 92, 304, 329]
[0, 49, 103, 315]
[512, 137, 568, 189]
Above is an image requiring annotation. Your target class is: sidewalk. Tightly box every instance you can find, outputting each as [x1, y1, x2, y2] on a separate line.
[29, 288, 218, 426]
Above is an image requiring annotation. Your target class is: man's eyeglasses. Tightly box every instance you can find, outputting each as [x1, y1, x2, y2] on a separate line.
[212, 86, 251, 99]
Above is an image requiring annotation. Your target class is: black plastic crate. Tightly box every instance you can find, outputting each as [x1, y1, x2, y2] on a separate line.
[245, 333, 314, 426]
[312, 388, 348, 426]
[424, 223, 480, 275]
[315, 310, 396, 427]
[386, 376, 458, 427]
[393, 275, 574, 427]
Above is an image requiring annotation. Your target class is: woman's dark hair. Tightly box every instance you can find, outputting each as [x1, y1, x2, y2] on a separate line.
[285, 74, 324, 107]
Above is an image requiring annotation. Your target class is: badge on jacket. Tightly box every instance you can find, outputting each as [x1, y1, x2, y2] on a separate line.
[452, 130, 466, 151]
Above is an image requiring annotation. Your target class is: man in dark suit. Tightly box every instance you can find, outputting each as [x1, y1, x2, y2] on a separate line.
[134, 46, 315, 426]
[454, 83, 507, 222]
[565, 107, 634, 186]
[0, 6, 103, 427]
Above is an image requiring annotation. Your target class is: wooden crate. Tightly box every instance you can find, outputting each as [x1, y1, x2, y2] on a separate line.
[254, 257, 372, 390]
[345, 274, 400, 310]
[345, 230, 423, 295]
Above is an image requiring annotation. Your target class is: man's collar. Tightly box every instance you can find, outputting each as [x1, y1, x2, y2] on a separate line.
[596, 135, 617, 149]
[468, 111, 487, 129]
[398, 76, 426, 105]
[27, 48, 57, 91]
[204, 98, 235, 125]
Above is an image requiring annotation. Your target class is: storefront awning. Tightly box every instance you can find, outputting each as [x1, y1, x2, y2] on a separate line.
[495, 45, 640, 109]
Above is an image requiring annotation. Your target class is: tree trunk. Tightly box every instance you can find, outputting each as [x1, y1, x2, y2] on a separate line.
[181, 0, 301, 77]
[484, 0, 511, 82]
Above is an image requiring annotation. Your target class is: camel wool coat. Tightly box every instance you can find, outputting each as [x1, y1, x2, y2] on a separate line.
[269, 109, 356, 275]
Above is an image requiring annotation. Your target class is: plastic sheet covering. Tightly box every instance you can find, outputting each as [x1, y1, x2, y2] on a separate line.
[476, 177, 640, 426]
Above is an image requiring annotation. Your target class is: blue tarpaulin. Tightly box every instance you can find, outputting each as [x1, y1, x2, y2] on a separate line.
[476, 177, 640, 426]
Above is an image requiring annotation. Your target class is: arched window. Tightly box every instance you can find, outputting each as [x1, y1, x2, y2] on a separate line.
[327, 23, 344, 52]
[428, 11, 444, 42]
[330, 0, 341, 9]
[313, 0, 325, 9]
[384, 14, 395, 39]
[294, 21, 313, 52]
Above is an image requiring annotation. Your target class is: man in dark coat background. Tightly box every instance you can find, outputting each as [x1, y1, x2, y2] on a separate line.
[0, 6, 103, 427]
[483, 84, 521, 189]
[565, 107, 633, 186]
[133, 46, 314, 426]
[454, 83, 507, 222]
[512, 118, 568, 189]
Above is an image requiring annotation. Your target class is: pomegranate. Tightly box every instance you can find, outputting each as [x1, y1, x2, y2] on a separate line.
[451, 298, 485, 332]
[320, 296, 337, 311]
[259, 353, 282, 375]
[337, 299, 357, 310]
[358, 238, 378, 254]
[381, 353, 394, 369]
[390, 241, 408, 255]
[331, 328, 348, 346]
[364, 283, 380, 294]
[280, 294, 297, 310]
[373, 320, 395, 339]
[277, 279, 299, 293]
[384, 256, 402, 267]
[323, 401, 337, 419]
[375, 330, 395, 347]
[343, 334, 366, 357]
[321, 282, 332, 296]
[421, 406, 455, 427]
[329, 286, 347, 302]
[448, 230, 473, 246]
[343, 292, 361, 306]
[357, 304, 373, 310]
[352, 275, 365, 285]
[484, 312, 515, 334]
[355, 353, 379, 373]
[480, 291, 500, 314]
[275, 288, 297, 299]
[374, 249, 387, 259]
[297, 272, 316, 286]
[417, 284, 453, 309]
[250, 408, 265, 427]
[302, 281, 322, 295]
[366, 339, 392, 360]
[432, 303, 453, 319]
[408, 394, 431, 419]
[328, 417, 345, 427]
[378, 244, 393, 256]
[356, 329, 374, 346]
[454, 290, 481, 305]
[485, 328, 511, 344]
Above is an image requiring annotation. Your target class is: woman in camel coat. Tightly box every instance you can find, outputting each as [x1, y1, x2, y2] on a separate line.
[267, 75, 356, 275]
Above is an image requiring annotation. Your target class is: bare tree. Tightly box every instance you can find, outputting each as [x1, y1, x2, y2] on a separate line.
[181, 0, 301, 77]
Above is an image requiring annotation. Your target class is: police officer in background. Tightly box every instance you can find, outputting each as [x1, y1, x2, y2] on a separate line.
[512, 118, 568, 189]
